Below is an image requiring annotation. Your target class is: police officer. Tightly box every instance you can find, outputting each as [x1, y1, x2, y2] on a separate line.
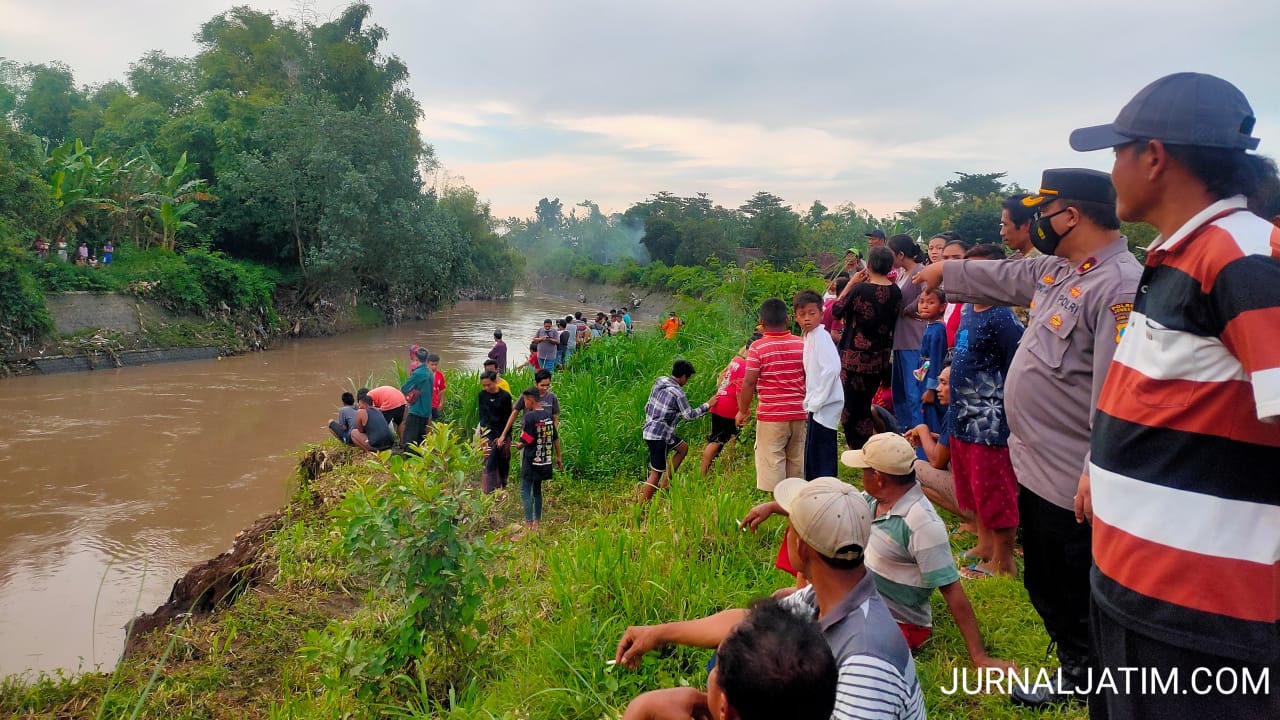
[916, 168, 1142, 706]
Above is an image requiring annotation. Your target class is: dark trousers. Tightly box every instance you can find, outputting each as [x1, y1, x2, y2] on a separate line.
[803, 414, 839, 480]
[1089, 599, 1279, 719]
[841, 371, 877, 450]
[482, 441, 511, 493]
[402, 412, 430, 450]
[1019, 486, 1093, 668]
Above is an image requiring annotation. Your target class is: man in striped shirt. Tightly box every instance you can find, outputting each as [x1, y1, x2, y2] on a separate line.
[616, 477, 926, 720]
[737, 298, 808, 491]
[1071, 72, 1280, 718]
[843, 434, 1014, 671]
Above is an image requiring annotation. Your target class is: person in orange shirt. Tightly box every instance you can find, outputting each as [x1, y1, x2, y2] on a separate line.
[659, 312, 683, 339]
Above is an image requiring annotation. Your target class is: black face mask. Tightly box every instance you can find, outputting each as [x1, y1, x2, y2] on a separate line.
[1031, 207, 1074, 256]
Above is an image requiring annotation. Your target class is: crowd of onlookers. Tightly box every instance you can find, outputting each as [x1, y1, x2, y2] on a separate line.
[31, 238, 114, 266]
[616, 73, 1280, 720]
[326, 306, 674, 531]
[324, 73, 1280, 720]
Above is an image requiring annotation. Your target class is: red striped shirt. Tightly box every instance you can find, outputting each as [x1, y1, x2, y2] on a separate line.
[746, 332, 806, 422]
[1090, 198, 1280, 663]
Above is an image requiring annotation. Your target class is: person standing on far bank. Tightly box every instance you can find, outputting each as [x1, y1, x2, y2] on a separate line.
[1069, 72, 1280, 720]
[915, 168, 1142, 707]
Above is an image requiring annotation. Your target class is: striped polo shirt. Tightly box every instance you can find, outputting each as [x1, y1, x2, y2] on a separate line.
[746, 331, 806, 422]
[1089, 196, 1280, 664]
[866, 484, 962, 628]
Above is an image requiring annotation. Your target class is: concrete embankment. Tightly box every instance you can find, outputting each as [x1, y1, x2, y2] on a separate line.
[26, 346, 224, 375]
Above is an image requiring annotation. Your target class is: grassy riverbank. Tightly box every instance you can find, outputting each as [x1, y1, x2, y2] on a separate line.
[0, 277, 1085, 720]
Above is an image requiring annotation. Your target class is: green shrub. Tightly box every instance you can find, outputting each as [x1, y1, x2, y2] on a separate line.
[312, 426, 502, 695]
[0, 233, 52, 349]
[29, 258, 117, 292]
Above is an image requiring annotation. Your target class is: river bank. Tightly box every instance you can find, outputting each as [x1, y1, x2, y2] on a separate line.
[1, 280, 661, 379]
[1, 268, 1082, 719]
[0, 299, 1079, 720]
[0, 290, 600, 680]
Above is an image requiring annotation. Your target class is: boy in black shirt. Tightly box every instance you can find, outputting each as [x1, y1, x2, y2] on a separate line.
[516, 387, 562, 530]
[478, 371, 514, 493]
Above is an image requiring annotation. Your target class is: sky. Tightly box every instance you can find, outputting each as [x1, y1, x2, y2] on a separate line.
[3, 0, 1278, 220]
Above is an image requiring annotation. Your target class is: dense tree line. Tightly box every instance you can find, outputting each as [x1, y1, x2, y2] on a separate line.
[0, 2, 521, 331]
[505, 174, 1021, 282]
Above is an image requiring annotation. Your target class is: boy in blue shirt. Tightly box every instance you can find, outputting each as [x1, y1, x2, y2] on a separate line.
[915, 288, 948, 438]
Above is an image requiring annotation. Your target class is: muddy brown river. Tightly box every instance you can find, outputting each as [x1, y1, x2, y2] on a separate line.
[0, 292, 616, 678]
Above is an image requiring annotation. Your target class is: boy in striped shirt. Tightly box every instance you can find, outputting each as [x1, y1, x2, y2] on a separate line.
[737, 298, 808, 492]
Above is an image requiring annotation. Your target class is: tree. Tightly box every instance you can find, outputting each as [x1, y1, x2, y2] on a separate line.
[128, 51, 197, 114]
[16, 62, 82, 144]
[673, 218, 733, 266]
[753, 206, 803, 269]
[307, 2, 415, 120]
[739, 190, 787, 219]
[940, 172, 1007, 203]
[534, 197, 564, 229]
[42, 139, 120, 245]
[144, 152, 215, 250]
[640, 217, 682, 265]
[805, 200, 829, 228]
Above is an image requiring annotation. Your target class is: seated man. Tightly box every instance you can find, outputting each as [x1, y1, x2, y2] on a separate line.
[903, 363, 973, 522]
[327, 392, 358, 444]
[349, 392, 395, 452]
[617, 477, 926, 720]
[742, 433, 1012, 672]
[622, 598, 837, 720]
[365, 385, 407, 443]
[840, 434, 1013, 668]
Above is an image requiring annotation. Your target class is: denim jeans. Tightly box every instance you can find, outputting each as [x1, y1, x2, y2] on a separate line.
[520, 456, 551, 521]
[891, 349, 924, 433]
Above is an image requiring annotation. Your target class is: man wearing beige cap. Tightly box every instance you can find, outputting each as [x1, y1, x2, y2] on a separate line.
[616, 477, 925, 720]
[839, 434, 1012, 671]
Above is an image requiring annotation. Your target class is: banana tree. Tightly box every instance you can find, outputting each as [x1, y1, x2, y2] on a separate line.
[142, 152, 215, 250]
[44, 139, 117, 244]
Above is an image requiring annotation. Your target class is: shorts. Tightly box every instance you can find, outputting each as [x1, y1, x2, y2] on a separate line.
[646, 436, 685, 473]
[951, 438, 1019, 530]
[707, 414, 739, 444]
[897, 622, 932, 650]
[380, 404, 405, 427]
[431, 406, 444, 422]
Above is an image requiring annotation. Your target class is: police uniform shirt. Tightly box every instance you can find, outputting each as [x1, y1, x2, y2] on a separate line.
[942, 237, 1142, 509]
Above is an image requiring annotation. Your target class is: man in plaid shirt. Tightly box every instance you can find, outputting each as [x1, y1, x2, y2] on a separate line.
[640, 359, 715, 501]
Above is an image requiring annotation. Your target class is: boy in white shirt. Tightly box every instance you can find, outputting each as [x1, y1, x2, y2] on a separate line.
[793, 290, 844, 479]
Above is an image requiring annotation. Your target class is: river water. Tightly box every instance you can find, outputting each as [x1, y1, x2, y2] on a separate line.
[0, 291, 605, 678]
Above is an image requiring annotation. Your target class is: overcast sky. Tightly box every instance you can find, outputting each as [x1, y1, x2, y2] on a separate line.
[3, 0, 1278, 219]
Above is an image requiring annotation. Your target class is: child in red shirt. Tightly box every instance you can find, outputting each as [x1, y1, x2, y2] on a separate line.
[700, 342, 749, 475]
[428, 354, 446, 422]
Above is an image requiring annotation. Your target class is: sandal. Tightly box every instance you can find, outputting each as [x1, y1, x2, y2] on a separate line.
[957, 549, 985, 564]
[960, 562, 995, 579]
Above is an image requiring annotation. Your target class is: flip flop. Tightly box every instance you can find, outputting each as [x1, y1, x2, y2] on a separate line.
[960, 562, 995, 579]
[957, 550, 984, 564]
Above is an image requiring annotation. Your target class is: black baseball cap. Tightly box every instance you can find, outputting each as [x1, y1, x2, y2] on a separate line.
[865, 229, 886, 240]
[1022, 169, 1117, 208]
[1070, 72, 1260, 152]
